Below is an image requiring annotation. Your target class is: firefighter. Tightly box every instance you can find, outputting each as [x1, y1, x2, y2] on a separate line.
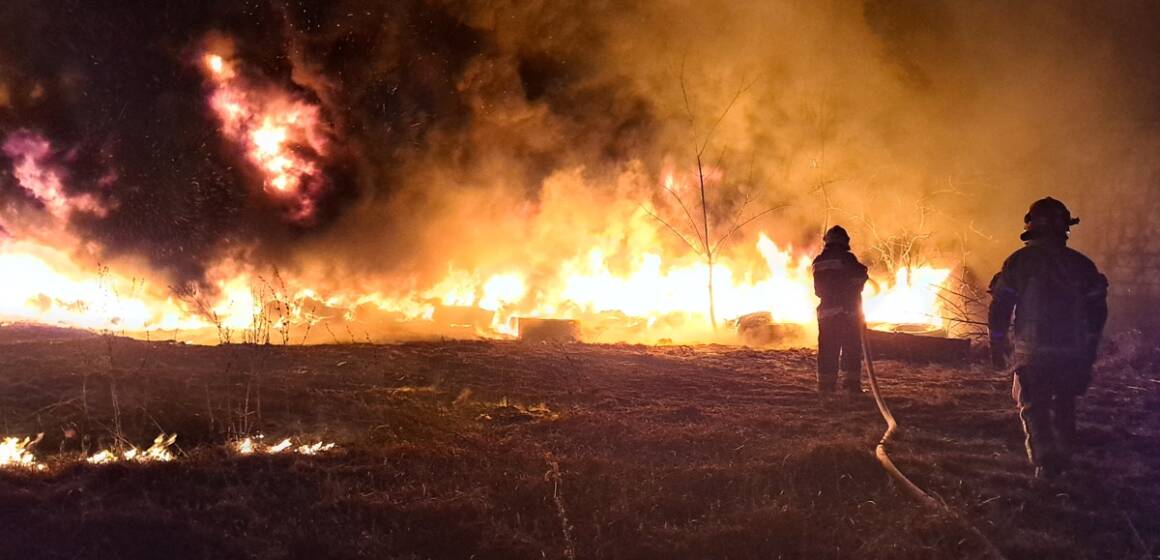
[812, 225, 869, 394]
[989, 197, 1108, 479]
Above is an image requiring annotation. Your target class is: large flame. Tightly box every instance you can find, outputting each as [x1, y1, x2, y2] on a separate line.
[0, 52, 954, 345]
[0, 239, 202, 331]
[202, 53, 330, 222]
[0, 220, 951, 344]
[0, 135, 953, 344]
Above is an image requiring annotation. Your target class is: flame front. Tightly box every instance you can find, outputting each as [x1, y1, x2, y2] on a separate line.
[0, 239, 202, 331]
[0, 212, 953, 344]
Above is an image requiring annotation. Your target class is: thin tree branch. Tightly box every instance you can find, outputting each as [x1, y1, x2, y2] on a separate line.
[943, 317, 989, 327]
[697, 77, 756, 156]
[639, 204, 704, 255]
[662, 182, 707, 247]
[711, 204, 788, 255]
[696, 155, 711, 254]
[712, 143, 731, 175]
[746, 149, 757, 186]
[937, 286, 985, 304]
[679, 59, 697, 134]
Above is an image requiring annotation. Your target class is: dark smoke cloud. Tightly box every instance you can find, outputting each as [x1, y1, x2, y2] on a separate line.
[0, 0, 487, 287]
[0, 0, 658, 290]
[1, 0, 1159, 324]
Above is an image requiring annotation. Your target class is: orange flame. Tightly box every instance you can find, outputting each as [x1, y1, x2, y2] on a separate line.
[232, 436, 331, 455]
[0, 434, 45, 470]
[202, 53, 329, 221]
[0, 229, 952, 344]
[86, 433, 177, 464]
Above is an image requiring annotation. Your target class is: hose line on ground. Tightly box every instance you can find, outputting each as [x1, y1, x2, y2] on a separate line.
[860, 326, 1007, 560]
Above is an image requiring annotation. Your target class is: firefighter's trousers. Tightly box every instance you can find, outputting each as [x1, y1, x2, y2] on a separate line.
[817, 309, 863, 391]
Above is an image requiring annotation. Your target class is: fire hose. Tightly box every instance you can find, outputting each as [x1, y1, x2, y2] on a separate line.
[860, 327, 1008, 560]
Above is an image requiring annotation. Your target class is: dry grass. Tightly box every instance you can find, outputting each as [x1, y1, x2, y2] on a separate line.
[0, 324, 1157, 559]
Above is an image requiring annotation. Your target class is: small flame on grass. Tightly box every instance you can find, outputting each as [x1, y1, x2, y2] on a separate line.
[295, 442, 336, 455]
[269, 438, 294, 453]
[141, 433, 178, 461]
[232, 435, 293, 455]
[86, 433, 177, 464]
[231, 435, 332, 456]
[234, 437, 257, 455]
[85, 450, 118, 465]
[0, 434, 46, 470]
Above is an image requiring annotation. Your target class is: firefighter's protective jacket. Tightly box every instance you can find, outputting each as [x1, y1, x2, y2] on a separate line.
[812, 246, 869, 317]
[988, 237, 1108, 366]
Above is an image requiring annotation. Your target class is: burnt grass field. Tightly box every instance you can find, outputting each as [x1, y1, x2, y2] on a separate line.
[1, 325, 1158, 559]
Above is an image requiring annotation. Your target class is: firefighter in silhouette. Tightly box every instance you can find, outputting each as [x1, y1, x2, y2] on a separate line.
[989, 197, 1108, 479]
[812, 225, 870, 394]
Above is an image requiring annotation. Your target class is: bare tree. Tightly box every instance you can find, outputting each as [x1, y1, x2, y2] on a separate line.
[641, 68, 784, 330]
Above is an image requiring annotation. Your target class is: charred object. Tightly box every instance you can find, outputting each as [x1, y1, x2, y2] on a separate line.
[733, 312, 807, 346]
[518, 318, 580, 343]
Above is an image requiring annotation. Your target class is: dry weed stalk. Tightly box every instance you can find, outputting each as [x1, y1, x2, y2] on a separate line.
[298, 301, 319, 345]
[544, 452, 577, 560]
[174, 266, 305, 346]
[250, 267, 298, 345]
[245, 280, 273, 345]
[323, 321, 341, 344]
[176, 284, 232, 344]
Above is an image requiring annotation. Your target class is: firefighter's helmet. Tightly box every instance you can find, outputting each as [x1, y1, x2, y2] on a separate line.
[1024, 197, 1080, 235]
[823, 225, 850, 246]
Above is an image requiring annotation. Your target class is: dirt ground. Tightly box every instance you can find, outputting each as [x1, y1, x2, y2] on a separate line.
[0, 324, 1157, 559]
